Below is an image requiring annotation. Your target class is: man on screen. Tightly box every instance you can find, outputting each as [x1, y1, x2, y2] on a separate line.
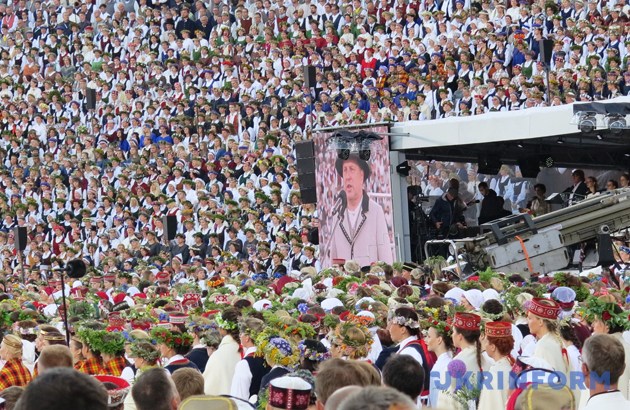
[329, 153, 394, 266]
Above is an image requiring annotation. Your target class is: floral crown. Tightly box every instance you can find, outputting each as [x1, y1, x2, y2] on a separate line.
[122, 308, 156, 323]
[578, 296, 630, 331]
[215, 312, 238, 330]
[390, 315, 420, 329]
[333, 321, 374, 351]
[419, 305, 454, 336]
[261, 311, 317, 340]
[186, 319, 215, 335]
[345, 313, 374, 327]
[129, 340, 160, 362]
[78, 328, 126, 355]
[298, 341, 331, 362]
[479, 306, 505, 322]
[425, 318, 453, 336]
[207, 277, 225, 289]
[150, 326, 194, 350]
[258, 336, 299, 367]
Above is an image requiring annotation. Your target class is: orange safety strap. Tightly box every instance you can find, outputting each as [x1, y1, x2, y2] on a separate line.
[514, 236, 535, 275]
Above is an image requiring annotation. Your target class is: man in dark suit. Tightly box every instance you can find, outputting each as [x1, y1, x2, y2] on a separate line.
[195, 13, 214, 38]
[175, 6, 197, 39]
[429, 187, 466, 239]
[478, 183, 510, 225]
[169, 233, 190, 264]
[562, 169, 589, 205]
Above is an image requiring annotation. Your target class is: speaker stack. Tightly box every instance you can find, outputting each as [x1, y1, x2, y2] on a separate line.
[86, 88, 97, 110]
[13, 226, 27, 251]
[303, 66, 316, 89]
[538, 39, 554, 67]
[163, 215, 178, 241]
[295, 141, 317, 204]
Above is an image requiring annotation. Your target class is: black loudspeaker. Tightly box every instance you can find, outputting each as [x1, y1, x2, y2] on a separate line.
[301, 189, 318, 205]
[86, 88, 97, 110]
[295, 141, 315, 159]
[597, 233, 616, 267]
[539, 39, 554, 67]
[295, 141, 318, 204]
[299, 173, 316, 189]
[517, 157, 541, 178]
[303, 66, 316, 89]
[307, 227, 319, 245]
[477, 153, 502, 175]
[163, 215, 178, 241]
[65, 259, 87, 279]
[14, 226, 27, 251]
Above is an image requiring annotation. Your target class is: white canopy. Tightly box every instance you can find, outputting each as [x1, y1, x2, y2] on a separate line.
[390, 96, 630, 151]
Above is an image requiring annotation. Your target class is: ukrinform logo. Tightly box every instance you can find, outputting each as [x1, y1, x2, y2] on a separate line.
[430, 370, 613, 391]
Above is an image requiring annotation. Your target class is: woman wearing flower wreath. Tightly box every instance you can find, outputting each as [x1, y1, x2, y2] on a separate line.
[424, 315, 454, 408]
[185, 316, 213, 373]
[289, 339, 329, 408]
[297, 339, 329, 374]
[120, 329, 152, 384]
[480, 298, 523, 359]
[387, 306, 436, 400]
[230, 317, 270, 402]
[96, 331, 129, 377]
[257, 335, 299, 396]
[150, 326, 197, 374]
[330, 320, 374, 362]
[77, 328, 107, 376]
[122, 340, 161, 410]
[478, 321, 515, 410]
[437, 312, 489, 410]
[582, 295, 630, 400]
[202, 307, 241, 396]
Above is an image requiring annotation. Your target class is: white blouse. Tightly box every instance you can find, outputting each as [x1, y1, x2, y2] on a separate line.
[429, 351, 453, 408]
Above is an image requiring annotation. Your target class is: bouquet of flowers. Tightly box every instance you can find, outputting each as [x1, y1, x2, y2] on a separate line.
[446, 360, 481, 410]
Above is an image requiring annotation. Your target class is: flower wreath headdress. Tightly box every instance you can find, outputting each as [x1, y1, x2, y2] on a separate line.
[333, 321, 374, 350]
[390, 315, 421, 329]
[215, 312, 238, 330]
[129, 340, 161, 362]
[258, 336, 299, 368]
[298, 340, 331, 362]
[479, 307, 505, 322]
[78, 328, 126, 355]
[150, 326, 194, 350]
[578, 296, 630, 330]
[425, 318, 453, 336]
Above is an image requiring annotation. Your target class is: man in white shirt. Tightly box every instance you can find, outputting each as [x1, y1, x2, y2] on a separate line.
[582, 334, 630, 409]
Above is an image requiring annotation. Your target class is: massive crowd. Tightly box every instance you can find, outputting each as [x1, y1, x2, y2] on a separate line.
[1, 260, 630, 410]
[0, 0, 628, 409]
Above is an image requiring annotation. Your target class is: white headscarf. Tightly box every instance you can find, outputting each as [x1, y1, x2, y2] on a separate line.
[444, 287, 465, 305]
[482, 288, 500, 302]
[463, 289, 484, 310]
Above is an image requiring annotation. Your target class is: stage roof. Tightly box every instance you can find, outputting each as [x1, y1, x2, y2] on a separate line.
[390, 97, 630, 170]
